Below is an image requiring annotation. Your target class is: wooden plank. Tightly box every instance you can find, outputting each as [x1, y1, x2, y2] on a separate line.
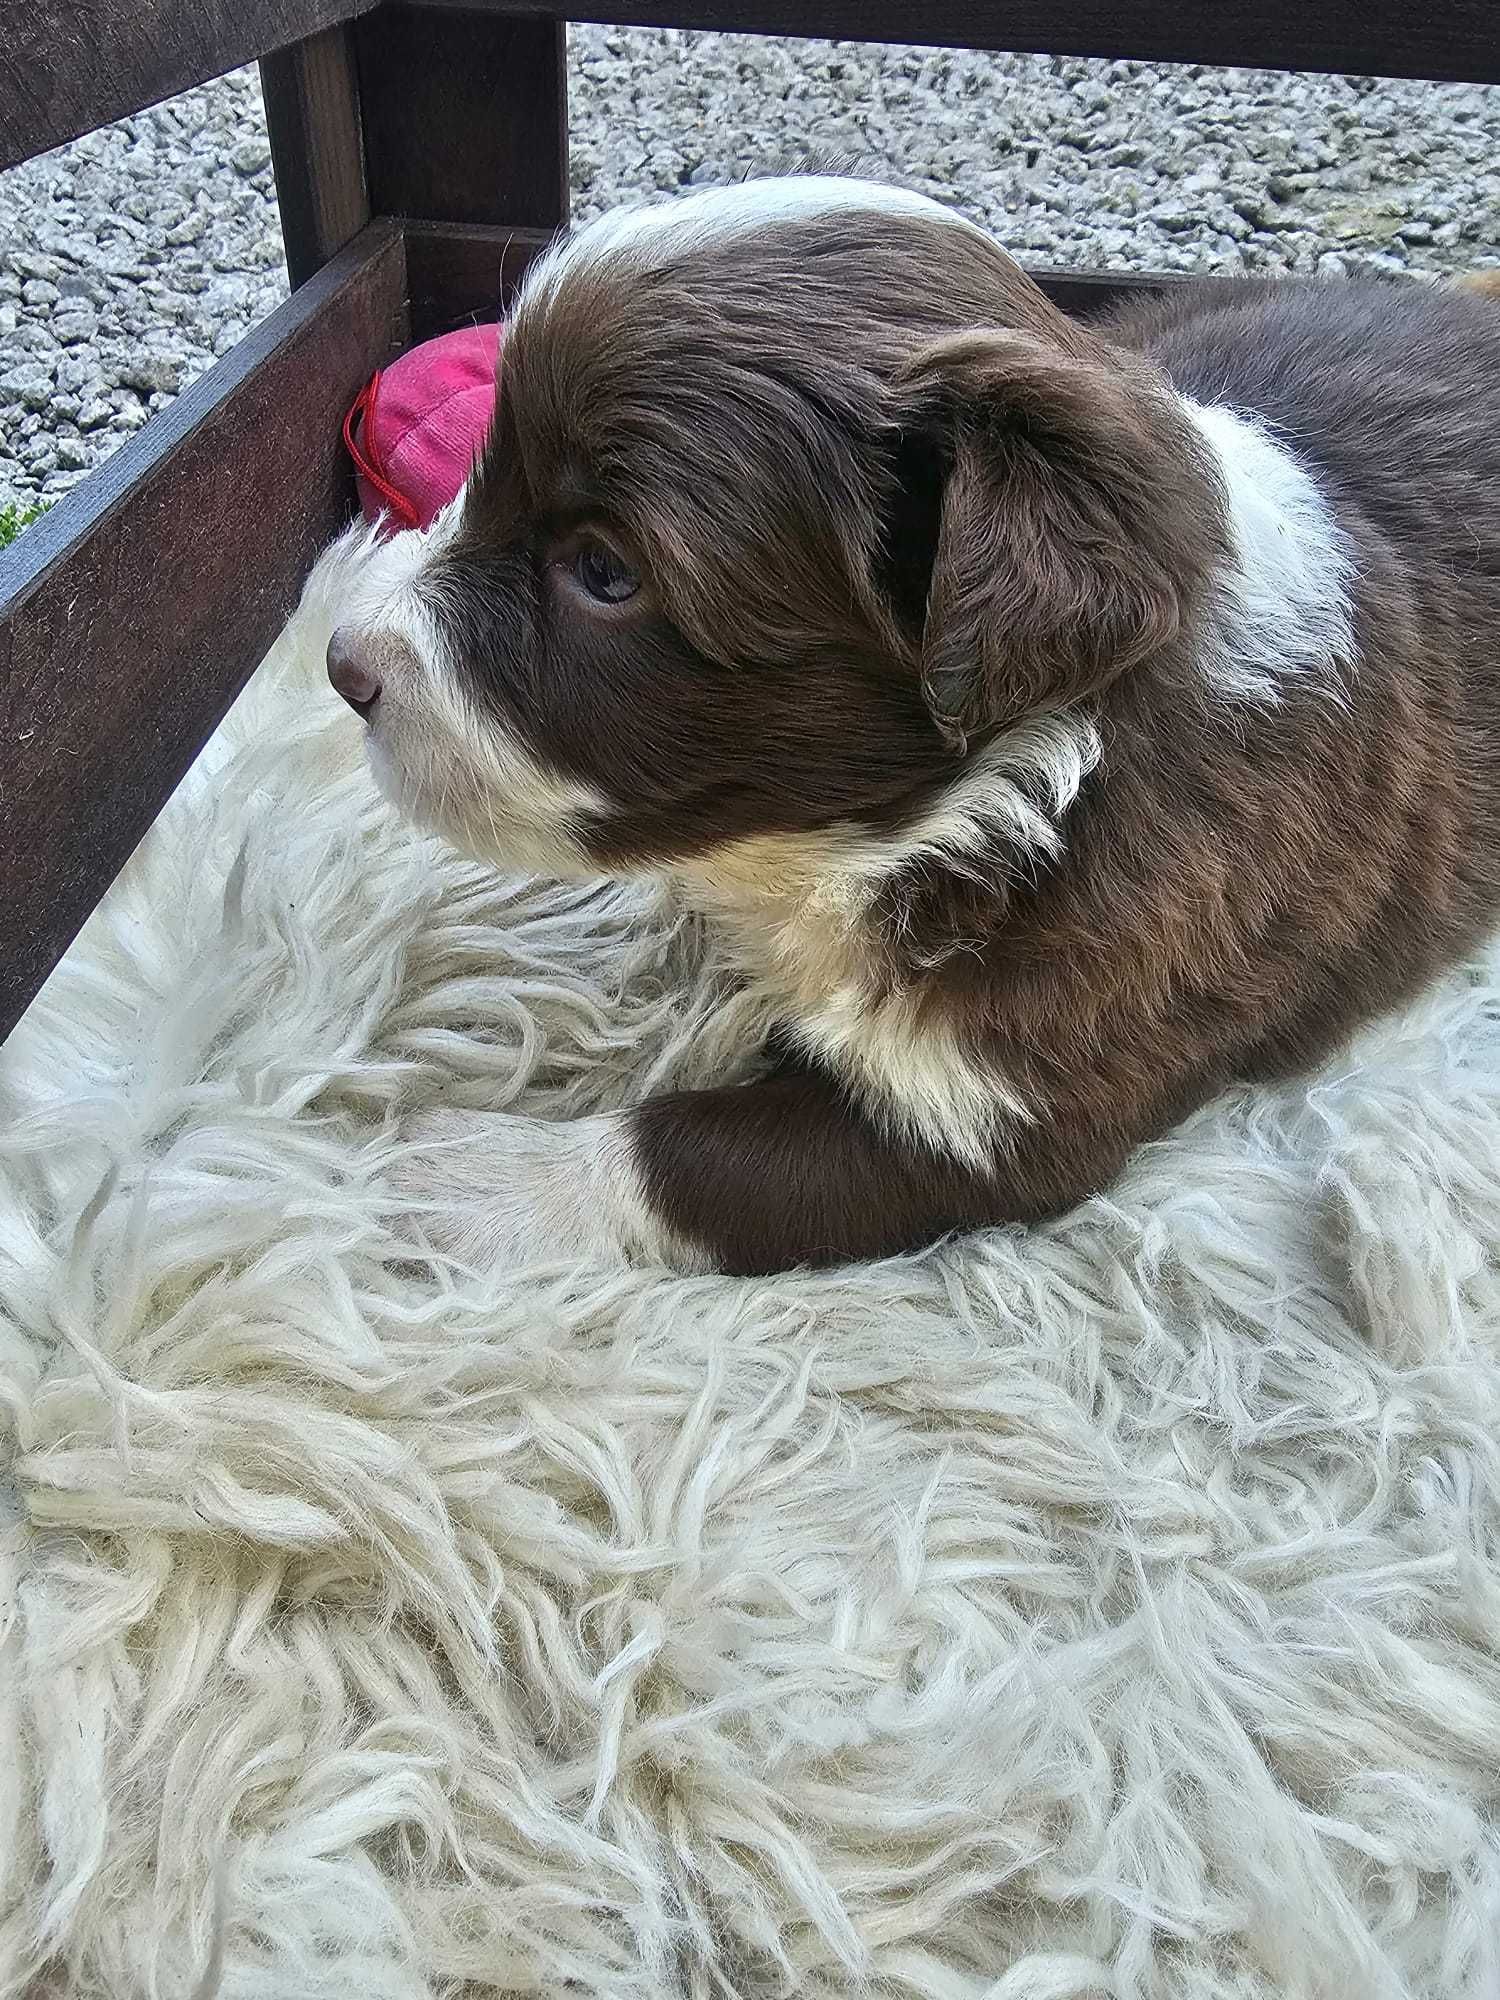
[421, 0, 1500, 86]
[0, 0, 380, 174]
[403, 221, 558, 339]
[1035, 265, 1184, 317]
[355, 6, 568, 229]
[5, 0, 1494, 186]
[0, 222, 408, 1045]
[262, 26, 371, 289]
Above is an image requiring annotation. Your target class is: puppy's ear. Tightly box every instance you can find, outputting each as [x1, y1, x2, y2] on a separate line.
[888, 329, 1224, 751]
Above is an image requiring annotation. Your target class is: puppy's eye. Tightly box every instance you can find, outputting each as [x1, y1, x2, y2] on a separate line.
[573, 544, 640, 604]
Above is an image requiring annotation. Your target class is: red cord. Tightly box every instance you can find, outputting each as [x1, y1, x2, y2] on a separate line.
[342, 371, 421, 529]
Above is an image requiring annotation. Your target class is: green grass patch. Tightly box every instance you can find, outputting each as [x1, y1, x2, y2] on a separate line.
[0, 498, 52, 550]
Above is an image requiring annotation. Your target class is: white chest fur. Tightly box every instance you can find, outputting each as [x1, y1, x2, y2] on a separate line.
[682, 831, 1019, 1169]
[671, 732, 1110, 1172]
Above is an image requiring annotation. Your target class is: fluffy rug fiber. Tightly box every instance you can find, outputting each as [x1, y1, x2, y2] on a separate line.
[5, 531, 1500, 2000]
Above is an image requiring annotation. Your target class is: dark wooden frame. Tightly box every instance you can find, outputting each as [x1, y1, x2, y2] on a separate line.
[1, 1, 1495, 1040]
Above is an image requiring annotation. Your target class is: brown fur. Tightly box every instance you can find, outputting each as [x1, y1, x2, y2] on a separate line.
[897, 327, 1225, 747]
[345, 190, 1500, 1274]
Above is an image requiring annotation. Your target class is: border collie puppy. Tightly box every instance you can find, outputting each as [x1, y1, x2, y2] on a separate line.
[325, 177, 1500, 1276]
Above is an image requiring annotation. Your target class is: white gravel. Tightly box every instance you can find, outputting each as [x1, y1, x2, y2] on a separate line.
[2, 29, 1498, 514]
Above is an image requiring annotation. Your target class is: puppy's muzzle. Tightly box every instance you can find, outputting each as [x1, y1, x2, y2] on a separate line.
[327, 625, 383, 720]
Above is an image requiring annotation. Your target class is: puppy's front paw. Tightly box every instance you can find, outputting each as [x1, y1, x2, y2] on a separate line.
[389, 1108, 687, 1274]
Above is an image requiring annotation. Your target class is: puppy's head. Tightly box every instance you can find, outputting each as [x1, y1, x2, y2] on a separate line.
[329, 177, 1225, 875]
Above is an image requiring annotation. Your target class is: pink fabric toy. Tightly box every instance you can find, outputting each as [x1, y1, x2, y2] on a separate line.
[343, 322, 503, 533]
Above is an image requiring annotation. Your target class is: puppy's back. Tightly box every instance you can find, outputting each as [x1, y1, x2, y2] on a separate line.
[1088, 275, 1500, 1075]
[1105, 276, 1500, 566]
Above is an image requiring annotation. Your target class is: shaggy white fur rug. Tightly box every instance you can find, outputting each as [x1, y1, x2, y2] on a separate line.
[5, 530, 1500, 2000]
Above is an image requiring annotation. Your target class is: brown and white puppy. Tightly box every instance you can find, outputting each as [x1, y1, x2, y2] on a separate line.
[325, 176, 1500, 1276]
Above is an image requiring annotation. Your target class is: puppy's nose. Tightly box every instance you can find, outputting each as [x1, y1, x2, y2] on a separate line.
[327, 625, 382, 718]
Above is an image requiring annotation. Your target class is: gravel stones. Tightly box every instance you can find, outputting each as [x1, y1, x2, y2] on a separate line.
[0, 363, 55, 412]
[2, 37, 1498, 513]
[0, 66, 284, 513]
[230, 138, 273, 177]
[568, 39, 1500, 292]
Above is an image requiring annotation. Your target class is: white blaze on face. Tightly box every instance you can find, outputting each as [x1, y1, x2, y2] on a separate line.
[325, 505, 607, 877]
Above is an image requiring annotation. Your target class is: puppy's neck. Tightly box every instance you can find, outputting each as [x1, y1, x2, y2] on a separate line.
[675, 828, 878, 1025]
[674, 711, 1103, 998]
